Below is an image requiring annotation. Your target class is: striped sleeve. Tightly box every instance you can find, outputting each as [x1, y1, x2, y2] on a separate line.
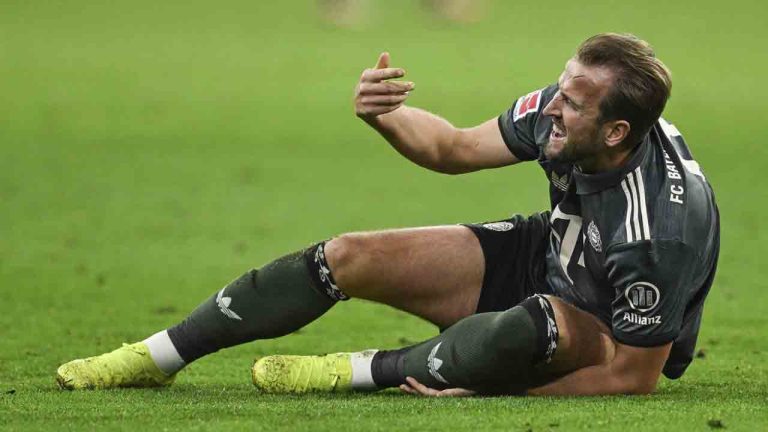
[619, 167, 652, 242]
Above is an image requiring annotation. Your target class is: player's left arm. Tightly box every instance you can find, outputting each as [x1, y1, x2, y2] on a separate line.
[529, 239, 699, 396]
[528, 341, 672, 396]
[403, 238, 696, 397]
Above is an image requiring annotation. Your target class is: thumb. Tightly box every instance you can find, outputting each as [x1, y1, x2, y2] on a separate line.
[375, 52, 390, 69]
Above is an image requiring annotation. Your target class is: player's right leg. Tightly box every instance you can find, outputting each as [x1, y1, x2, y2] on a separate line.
[250, 213, 555, 394]
[56, 225, 486, 390]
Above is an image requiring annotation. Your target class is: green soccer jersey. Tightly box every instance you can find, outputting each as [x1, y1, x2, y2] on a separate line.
[498, 84, 720, 379]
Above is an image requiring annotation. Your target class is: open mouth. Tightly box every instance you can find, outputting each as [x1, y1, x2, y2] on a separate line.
[550, 121, 567, 141]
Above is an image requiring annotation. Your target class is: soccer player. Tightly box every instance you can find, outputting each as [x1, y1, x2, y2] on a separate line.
[57, 33, 719, 396]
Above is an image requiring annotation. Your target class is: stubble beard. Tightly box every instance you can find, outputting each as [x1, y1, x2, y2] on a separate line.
[544, 128, 603, 167]
[544, 138, 578, 163]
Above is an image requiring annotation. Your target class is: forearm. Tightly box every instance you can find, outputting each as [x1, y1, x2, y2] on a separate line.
[527, 363, 657, 396]
[354, 53, 515, 174]
[364, 106, 463, 174]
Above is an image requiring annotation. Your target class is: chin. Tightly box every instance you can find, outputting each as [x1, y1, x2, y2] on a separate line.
[543, 140, 566, 161]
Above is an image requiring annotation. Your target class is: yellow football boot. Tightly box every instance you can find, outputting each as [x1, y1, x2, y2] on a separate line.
[56, 342, 175, 390]
[252, 353, 354, 394]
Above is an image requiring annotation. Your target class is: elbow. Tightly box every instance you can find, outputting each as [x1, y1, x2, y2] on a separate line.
[624, 383, 657, 396]
[426, 149, 473, 174]
[413, 158, 468, 175]
[434, 164, 473, 175]
[617, 373, 659, 395]
[630, 380, 658, 396]
[608, 343, 668, 396]
[408, 146, 469, 175]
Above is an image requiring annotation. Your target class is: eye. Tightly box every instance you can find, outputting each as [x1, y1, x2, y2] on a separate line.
[561, 94, 577, 109]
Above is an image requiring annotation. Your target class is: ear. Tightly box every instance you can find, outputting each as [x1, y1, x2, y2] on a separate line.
[603, 120, 630, 148]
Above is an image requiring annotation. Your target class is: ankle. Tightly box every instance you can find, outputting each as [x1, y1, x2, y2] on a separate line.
[143, 330, 186, 375]
[370, 348, 410, 389]
[349, 350, 379, 391]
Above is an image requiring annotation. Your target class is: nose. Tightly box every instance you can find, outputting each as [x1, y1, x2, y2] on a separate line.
[542, 93, 560, 117]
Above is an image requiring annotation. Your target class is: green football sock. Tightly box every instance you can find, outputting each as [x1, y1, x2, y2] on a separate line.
[166, 243, 342, 363]
[372, 295, 558, 394]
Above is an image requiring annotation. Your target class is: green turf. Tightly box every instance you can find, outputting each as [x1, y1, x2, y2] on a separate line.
[1, 0, 767, 430]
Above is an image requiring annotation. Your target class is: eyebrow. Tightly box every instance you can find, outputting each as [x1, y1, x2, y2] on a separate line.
[560, 88, 583, 109]
[557, 74, 585, 109]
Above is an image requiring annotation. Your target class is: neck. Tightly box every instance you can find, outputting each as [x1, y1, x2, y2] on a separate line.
[577, 144, 635, 174]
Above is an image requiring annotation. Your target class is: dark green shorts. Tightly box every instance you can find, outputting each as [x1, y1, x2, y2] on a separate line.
[462, 211, 552, 313]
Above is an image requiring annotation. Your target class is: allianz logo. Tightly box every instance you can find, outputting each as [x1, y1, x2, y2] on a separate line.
[623, 312, 661, 326]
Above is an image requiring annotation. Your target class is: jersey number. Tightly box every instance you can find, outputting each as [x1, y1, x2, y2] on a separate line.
[549, 205, 585, 284]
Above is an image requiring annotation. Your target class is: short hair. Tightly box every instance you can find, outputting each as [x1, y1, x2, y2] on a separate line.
[576, 33, 672, 145]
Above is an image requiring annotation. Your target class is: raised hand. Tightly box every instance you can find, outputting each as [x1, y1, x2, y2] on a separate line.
[354, 52, 415, 120]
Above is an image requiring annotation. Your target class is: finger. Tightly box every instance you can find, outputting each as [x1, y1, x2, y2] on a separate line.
[422, 387, 441, 397]
[375, 52, 390, 69]
[439, 388, 476, 397]
[362, 67, 405, 82]
[360, 94, 409, 106]
[359, 81, 414, 95]
[399, 384, 418, 395]
[405, 377, 440, 396]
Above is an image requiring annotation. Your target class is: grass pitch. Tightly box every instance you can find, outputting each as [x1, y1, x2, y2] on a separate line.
[1, 1, 767, 430]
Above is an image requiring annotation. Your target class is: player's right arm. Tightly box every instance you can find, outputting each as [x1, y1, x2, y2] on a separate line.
[355, 52, 521, 174]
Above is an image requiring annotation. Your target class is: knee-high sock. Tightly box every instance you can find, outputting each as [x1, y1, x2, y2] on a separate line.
[166, 243, 343, 363]
[371, 295, 558, 394]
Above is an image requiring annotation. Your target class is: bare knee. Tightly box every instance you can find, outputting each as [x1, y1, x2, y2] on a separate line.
[321, 226, 484, 326]
[323, 232, 374, 294]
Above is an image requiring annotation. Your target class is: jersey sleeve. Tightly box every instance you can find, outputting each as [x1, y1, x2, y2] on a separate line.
[605, 239, 699, 347]
[497, 84, 558, 161]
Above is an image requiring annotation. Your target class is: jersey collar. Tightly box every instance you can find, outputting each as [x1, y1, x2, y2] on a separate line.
[572, 135, 650, 195]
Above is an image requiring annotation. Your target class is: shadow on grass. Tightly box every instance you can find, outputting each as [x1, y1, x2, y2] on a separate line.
[24, 378, 765, 408]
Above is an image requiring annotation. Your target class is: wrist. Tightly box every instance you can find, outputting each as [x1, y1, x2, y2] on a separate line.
[358, 112, 382, 126]
[361, 106, 405, 128]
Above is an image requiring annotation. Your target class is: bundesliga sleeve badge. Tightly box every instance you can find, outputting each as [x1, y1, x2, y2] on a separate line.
[512, 89, 543, 122]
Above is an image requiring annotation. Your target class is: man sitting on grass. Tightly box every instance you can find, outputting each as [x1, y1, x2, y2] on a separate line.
[57, 33, 719, 396]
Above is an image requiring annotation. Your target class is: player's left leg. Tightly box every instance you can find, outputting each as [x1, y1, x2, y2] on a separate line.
[371, 294, 614, 393]
[253, 295, 615, 394]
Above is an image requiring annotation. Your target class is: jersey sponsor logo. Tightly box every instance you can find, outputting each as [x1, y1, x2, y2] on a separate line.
[551, 171, 569, 191]
[512, 89, 542, 122]
[482, 221, 515, 232]
[620, 167, 651, 242]
[625, 282, 660, 312]
[427, 342, 449, 384]
[623, 312, 662, 326]
[216, 287, 243, 321]
[587, 221, 602, 253]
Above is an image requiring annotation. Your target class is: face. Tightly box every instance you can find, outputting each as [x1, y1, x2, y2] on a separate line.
[541, 59, 615, 166]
